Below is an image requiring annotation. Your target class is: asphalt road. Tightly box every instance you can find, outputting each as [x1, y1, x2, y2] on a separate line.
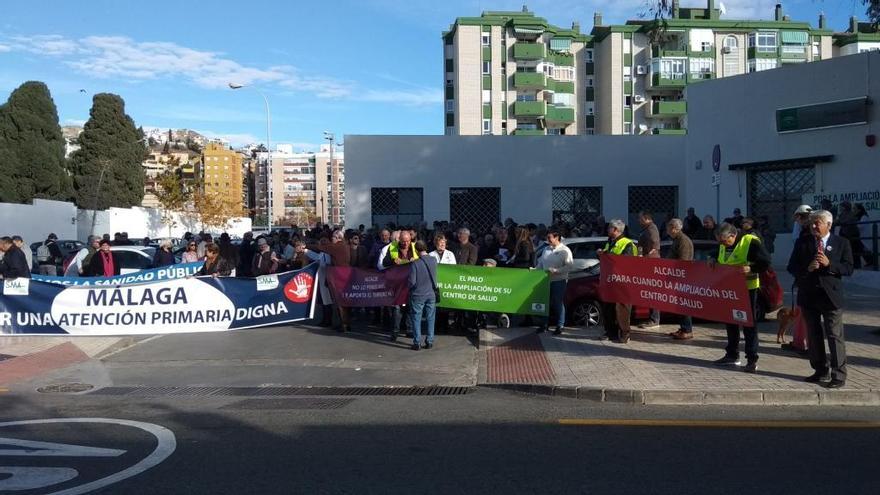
[2, 389, 879, 495]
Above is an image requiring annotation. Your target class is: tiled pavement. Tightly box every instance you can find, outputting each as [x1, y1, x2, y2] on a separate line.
[480, 274, 880, 405]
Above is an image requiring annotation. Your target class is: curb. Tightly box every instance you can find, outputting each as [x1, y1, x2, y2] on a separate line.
[479, 384, 880, 407]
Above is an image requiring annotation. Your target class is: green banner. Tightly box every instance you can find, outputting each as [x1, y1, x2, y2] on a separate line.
[436, 265, 549, 315]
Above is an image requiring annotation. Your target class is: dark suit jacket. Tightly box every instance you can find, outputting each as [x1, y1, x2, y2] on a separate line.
[1, 246, 32, 278]
[86, 251, 122, 277]
[787, 233, 853, 309]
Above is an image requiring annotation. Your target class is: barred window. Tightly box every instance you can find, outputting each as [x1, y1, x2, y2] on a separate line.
[449, 187, 500, 234]
[748, 165, 814, 233]
[371, 188, 424, 228]
[628, 186, 678, 230]
[552, 187, 602, 227]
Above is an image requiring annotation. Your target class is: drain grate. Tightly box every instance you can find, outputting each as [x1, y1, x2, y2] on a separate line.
[37, 383, 95, 394]
[221, 398, 354, 410]
[89, 385, 471, 397]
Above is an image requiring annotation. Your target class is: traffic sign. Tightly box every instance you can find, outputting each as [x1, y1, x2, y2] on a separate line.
[712, 145, 721, 172]
[711, 173, 721, 186]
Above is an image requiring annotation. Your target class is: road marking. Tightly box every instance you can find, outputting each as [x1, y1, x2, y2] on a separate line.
[0, 437, 126, 457]
[0, 418, 176, 495]
[558, 419, 880, 428]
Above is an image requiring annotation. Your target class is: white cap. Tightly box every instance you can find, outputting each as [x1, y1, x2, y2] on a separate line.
[794, 205, 813, 215]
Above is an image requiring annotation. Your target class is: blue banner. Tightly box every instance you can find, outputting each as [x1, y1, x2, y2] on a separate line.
[0, 264, 319, 336]
[32, 262, 204, 286]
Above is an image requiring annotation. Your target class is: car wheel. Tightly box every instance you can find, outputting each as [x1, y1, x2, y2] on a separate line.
[571, 299, 603, 327]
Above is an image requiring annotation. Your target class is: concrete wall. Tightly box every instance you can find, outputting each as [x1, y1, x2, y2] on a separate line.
[1, 199, 251, 243]
[685, 51, 880, 262]
[344, 135, 686, 228]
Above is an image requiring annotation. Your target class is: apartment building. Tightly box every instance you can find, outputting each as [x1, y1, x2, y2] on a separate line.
[141, 150, 199, 208]
[834, 17, 880, 56]
[443, 8, 595, 136]
[254, 145, 345, 226]
[591, 0, 834, 135]
[202, 141, 244, 212]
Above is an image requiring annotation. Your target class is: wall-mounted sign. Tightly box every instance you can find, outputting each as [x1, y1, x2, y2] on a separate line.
[777, 97, 869, 133]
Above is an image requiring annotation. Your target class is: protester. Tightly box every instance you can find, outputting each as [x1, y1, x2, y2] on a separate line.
[597, 219, 637, 343]
[511, 226, 536, 268]
[237, 232, 256, 277]
[66, 236, 99, 276]
[304, 238, 335, 327]
[637, 210, 662, 329]
[217, 233, 239, 271]
[325, 229, 352, 332]
[252, 238, 279, 276]
[792, 204, 813, 241]
[288, 240, 310, 270]
[197, 233, 212, 259]
[376, 230, 399, 270]
[428, 234, 456, 332]
[36, 233, 63, 276]
[665, 219, 695, 340]
[683, 207, 702, 237]
[711, 223, 770, 372]
[787, 210, 853, 388]
[383, 230, 418, 341]
[453, 228, 479, 266]
[142, 236, 151, 247]
[725, 208, 744, 229]
[87, 239, 121, 277]
[182, 240, 201, 263]
[408, 240, 438, 350]
[152, 239, 176, 267]
[695, 215, 717, 241]
[534, 227, 573, 336]
[11, 236, 33, 273]
[740, 217, 760, 240]
[369, 229, 392, 269]
[0, 236, 32, 279]
[195, 244, 233, 277]
[348, 232, 369, 268]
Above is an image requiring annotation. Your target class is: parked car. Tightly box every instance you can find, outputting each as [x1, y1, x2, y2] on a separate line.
[562, 236, 608, 261]
[110, 246, 157, 275]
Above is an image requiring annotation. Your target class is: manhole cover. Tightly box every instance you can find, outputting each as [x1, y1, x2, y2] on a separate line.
[38, 383, 95, 393]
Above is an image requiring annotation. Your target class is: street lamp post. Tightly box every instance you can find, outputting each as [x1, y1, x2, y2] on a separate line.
[323, 131, 342, 226]
[229, 83, 273, 231]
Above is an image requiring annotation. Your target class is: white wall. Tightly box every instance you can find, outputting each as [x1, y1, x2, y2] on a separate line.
[344, 134, 686, 228]
[1, 199, 252, 242]
[684, 51, 880, 263]
[0, 199, 77, 243]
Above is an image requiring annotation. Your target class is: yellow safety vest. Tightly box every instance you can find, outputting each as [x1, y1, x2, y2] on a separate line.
[717, 234, 760, 290]
[603, 237, 635, 256]
[388, 242, 418, 264]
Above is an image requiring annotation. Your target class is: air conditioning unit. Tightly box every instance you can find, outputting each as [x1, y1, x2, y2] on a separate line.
[721, 46, 731, 54]
[636, 65, 647, 75]
[633, 95, 645, 103]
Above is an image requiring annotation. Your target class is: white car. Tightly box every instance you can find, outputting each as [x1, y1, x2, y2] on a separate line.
[110, 246, 157, 275]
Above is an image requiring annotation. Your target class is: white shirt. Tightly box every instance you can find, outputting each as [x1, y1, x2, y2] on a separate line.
[376, 244, 391, 271]
[536, 243, 574, 282]
[66, 247, 90, 276]
[429, 249, 457, 265]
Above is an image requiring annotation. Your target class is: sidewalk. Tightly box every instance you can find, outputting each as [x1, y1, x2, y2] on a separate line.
[479, 276, 880, 406]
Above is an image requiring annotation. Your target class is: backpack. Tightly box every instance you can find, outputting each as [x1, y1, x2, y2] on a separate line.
[36, 243, 53, 263]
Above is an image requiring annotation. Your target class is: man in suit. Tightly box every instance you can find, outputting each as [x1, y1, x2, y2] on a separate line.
[787, 210, 853, 388]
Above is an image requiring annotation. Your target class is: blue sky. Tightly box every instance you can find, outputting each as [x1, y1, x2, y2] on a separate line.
[0, 0, 872, 149]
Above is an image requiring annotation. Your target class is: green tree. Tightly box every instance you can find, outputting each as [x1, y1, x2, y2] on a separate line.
[69, 93, 146, 209]
[0, 81, 71, 203]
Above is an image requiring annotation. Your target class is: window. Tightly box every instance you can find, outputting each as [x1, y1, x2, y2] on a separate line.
[445, 58, 454, 72]
[482, 61, 490, 74]
[586, 76, 594, 87]
[585, 102, 594, 115]
[585, 49, 594, 62]
[516, 93, 536, 102]
[552, 187, 602, 226]
[623, 123, 632, 134]
[656, 58, 686, 79]
[749, 31, 777, 52]
[585, 129, 595, 135]
[748, 165, 814, 233]
[482, 119, 491, 134]
[623, 74, 632, 82]
[449, 187, 500, 234]
[701, 41, 712, 52]
[553, 66, 574, 81]
[724, 36, 738, 50]
[748, 58, 778, 72]
[445, 113, 454, 127]
[482, 90, 491, 103]
[628, 186, 679, 231]
[553, 93, 574, 107]
[371, 188, 424, 227]
[482, 34, 490, 46]
[624, 96, 632, 107]
[689, 58, 715, 75]
[547, 128, 561, 135]
[445, 100, 454, 112]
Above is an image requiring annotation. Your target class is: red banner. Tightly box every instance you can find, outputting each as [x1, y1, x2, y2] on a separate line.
[326, 266, 410, 307]
[598, 254, 754, 326]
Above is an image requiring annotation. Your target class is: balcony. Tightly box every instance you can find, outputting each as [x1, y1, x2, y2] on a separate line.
[687, 72, 714, 83]
[651, 128, 687, 135]
[780, 45, 808, 59]
[514, 128, 545, 136]
[513, 72, 547, 90]
[651, 73, 687, 88]
[546, 104, 574, 124]
[748, 47, 778, 59]
[551, 52, 574, 66]
[652, 45, 687, 58]
[687, 46, 715, 57]
[547, 79, 574, 93]
[513, 100, 546, 117]
[513, 43, 545, 60]
[649, 100, 687, 117]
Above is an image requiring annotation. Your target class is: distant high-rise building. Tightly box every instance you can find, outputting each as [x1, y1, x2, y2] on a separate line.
[201, 141, 244, 211]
